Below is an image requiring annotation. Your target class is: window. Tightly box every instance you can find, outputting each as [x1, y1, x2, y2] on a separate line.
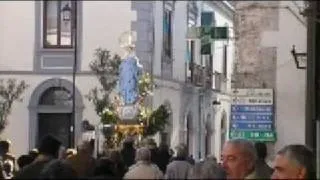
[187, 40, 195, 81]
[186, 2, 197, 82]
[43, 1, 76, 48]
[39, 87, 72, 106]
[163, 9, 172, 58]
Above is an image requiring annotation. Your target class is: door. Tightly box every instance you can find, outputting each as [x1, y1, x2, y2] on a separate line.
[38, 113, 71, 148]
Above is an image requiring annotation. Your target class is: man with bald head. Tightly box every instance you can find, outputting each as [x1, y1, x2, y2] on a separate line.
[221, 139, 258, 179]
[271, 144, 316, 179]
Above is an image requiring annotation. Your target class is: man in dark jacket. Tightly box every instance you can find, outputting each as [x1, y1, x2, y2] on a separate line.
[254, 142, 273, 179]
[14, 135, 62, 179]
[120, 138, 136, 168]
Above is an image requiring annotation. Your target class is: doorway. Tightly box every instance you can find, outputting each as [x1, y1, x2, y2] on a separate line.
[29, 78, 84, 150]
[38, 113, 72, 148]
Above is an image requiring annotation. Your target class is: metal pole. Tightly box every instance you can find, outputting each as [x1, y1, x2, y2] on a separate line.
[317, 120, 320, 179]
[71, 3, 77, 148]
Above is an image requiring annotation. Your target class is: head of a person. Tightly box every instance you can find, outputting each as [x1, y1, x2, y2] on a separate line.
[123, 137, 134, 149]
[159, 143, 169, 151]
[108, 149, 122, 163]
[17, 154, 34, 169]
[254, 142, 268, 160]
[29, 148, 39, 160]
[3, 160, 13, 175]
[0, 140, 11, 155]
[135, 147, 151, 163]
[271, 144, 315, 179]
[202, 160, 226, 179]
[206, 155, 218, 164]
[77, 141, 94, 157]
[94, 157, 116, 177]
[39, 159, 78, 179]
[221, 139, 257, 179]
[175, 143, 188, 159]
[38, 135, 62, 158]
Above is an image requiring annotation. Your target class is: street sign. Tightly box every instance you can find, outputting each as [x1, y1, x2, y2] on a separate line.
[229, 89, 277, 142]
[229, 131, 277, 141]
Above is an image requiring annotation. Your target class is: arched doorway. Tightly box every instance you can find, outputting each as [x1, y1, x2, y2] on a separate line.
[220, 111, 227, 152]
[160, 101, 173, 146]
[205, 114, 212, 156]
[186, 112, 193, 155]
[28, 78, 84, 149]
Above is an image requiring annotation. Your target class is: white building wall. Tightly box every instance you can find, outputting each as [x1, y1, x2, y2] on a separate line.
[0, 1, 35, 71]
[261, 1, 306, 154]
[81, 1, 136, 71]
[172, 1, 188, 81]
[0, 74, 100, 157]
[152, 1, 163, 77]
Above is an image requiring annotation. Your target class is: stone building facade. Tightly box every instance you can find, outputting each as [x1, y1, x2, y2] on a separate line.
[232, 1, 307, 159]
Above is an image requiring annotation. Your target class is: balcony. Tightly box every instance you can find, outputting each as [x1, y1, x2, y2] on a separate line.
[188, 63, 213, 88]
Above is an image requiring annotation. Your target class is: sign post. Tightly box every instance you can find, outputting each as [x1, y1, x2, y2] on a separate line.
[229, 88, 277, 142]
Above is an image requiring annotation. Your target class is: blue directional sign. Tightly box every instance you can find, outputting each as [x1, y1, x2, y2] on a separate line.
[229, 89, 276, 142]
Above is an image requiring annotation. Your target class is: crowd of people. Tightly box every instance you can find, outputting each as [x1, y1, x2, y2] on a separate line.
[0, 134, 316, 179]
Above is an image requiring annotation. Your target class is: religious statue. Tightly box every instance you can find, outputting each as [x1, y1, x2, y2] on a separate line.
[118, 31, 143, 105]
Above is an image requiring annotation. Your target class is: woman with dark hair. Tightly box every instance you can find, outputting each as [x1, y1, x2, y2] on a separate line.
[108, 150, 126, 178]
[156, 143, 171, 173]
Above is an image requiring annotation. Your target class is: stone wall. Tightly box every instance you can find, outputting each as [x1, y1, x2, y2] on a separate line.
[232, 1, 279, 89]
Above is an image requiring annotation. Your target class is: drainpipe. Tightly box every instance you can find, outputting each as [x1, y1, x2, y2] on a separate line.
[198, 89, 204, 160]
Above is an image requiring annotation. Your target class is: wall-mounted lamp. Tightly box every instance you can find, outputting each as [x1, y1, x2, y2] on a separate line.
[291, 45, 307, 70]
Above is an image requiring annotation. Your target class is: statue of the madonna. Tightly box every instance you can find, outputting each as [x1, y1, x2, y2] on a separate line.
[118, 31, 143, 105]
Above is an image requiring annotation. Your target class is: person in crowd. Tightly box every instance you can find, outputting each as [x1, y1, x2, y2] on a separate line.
[142, 138, 159, 166]
[187, 154, 195, 165]
[38, 159, 78, 179]
[123, 147, 163, 179]
[156, 143, 171, 173]
[200, 155, 226, 179]
[188, 161, 203, 179]
[254, 142, 273, 178]
[120, 137, 136, 169]
[3, 160, 14, 179]
[0, 140, 16, 171]
[14, 135, 62, 179]
[92, 157, 117, 179]
[221, 139, 258, 179]
[271, 144, 316, 179]
[66, 141, 96, 178]
[17, 155, 34, 170]
[107, 149, 126, 178]
[165, 143, 193, 179]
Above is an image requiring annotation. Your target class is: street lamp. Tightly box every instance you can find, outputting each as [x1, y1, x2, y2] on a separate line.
[61, 2, 77, 148]
[291, 45, 307, 70]
[61, 3, 72, 22]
